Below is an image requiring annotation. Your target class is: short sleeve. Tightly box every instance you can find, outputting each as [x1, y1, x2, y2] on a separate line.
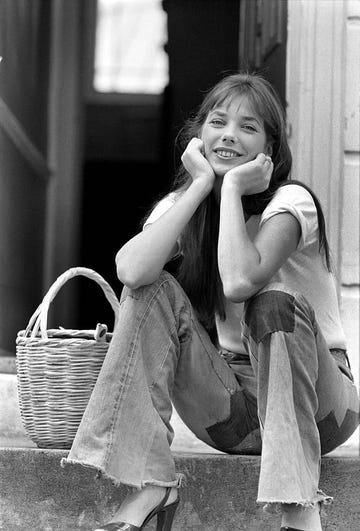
[143, 192, 182, 257]
[260, 184, 318, 249]
[143, 193, 178, 228]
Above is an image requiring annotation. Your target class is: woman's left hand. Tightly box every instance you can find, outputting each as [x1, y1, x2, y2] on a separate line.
[223, 153, 273, 195]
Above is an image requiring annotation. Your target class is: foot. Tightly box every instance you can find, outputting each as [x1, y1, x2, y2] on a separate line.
[106, 485, 178, 528]
[281, 503, 322, 531]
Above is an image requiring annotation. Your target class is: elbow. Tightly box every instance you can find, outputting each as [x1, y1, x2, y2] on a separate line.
[115, 254, 143, 289]
[119, 276, 144, 291]
[222, 277, 260, 303]
[115, 252, 159, 290]
[116, 265, 142, 290]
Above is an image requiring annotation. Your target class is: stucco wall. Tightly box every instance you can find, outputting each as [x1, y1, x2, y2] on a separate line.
[286, 0, 359, 451]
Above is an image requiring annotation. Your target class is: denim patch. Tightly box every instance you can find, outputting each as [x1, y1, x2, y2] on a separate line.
[206, 389, 259, 450]
[318, 408, 360, 455]
[245, 290, 295, 343]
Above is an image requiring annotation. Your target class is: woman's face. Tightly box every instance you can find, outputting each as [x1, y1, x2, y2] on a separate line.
[200, 95, 269, 178]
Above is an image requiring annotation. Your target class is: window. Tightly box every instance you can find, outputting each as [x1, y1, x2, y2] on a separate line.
[94, 0, 169, 94]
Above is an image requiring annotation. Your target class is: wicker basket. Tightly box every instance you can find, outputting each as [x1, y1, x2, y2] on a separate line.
[16, 267, 120, 449]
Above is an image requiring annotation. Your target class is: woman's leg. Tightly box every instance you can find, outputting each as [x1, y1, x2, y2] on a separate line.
[62, 271, 259, 491]
[242, 283, 359, 522]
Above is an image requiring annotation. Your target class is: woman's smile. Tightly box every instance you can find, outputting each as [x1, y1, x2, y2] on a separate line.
[213, 148, 242, 159]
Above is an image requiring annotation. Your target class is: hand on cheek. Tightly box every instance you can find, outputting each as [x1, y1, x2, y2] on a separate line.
[181, 137, 216, 189]
[223, 152, 273, 196]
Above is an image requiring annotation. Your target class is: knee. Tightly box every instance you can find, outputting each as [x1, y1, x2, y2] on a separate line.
[121, 271, 175, 296]
[120, 271, 188, 311]
[244, 288, 297, 343]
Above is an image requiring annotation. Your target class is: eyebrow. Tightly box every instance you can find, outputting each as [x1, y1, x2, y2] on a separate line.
[209, 109, 261, 125]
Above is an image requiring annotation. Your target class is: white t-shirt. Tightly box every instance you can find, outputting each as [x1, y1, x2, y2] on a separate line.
[144, 185, 347, 351]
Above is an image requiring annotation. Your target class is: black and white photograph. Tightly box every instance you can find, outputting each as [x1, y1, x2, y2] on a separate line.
[0, 1, 359, 530]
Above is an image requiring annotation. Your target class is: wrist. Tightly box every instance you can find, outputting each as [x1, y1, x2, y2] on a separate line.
[190, 176, 213, 197]
[221, 173, 245, 196]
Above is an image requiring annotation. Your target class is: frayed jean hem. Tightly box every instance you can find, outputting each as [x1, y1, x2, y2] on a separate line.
[60, 457, 184, 490]
[260, 489, 333, 514]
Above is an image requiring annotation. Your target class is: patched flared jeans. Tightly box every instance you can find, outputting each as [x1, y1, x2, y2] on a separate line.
[63, 272, 359, 507]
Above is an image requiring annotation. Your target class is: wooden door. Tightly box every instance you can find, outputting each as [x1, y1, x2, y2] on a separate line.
[239, 0, 288, 107]
[0, 1, 84, 359]
[0, 1, 51, 358]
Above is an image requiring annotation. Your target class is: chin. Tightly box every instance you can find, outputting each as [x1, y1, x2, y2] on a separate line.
[213, 163, 239, 177]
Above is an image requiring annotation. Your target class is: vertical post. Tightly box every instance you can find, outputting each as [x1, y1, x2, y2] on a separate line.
[340, 0, 360, 414]
[341, 0, 360, 286]
[286, 0, 346, 279]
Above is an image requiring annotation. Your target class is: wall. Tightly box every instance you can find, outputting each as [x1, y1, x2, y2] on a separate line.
[286, 0, 359, 452]
[286, 0, 346, 277]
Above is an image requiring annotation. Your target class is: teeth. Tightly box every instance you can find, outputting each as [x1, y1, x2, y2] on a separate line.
[216, 150, 238, 158]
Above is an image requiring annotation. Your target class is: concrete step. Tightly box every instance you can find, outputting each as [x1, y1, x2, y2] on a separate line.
[0, 447, 360, 531]
[2, 335, 360, 531]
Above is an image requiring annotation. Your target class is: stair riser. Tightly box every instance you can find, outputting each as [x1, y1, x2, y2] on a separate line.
[1, 449, 360, 530]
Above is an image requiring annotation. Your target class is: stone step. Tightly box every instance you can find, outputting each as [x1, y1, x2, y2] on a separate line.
[0, 447, 360, 531]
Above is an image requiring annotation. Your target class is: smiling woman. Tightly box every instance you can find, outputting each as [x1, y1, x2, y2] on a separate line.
[62, 72, 359, 531]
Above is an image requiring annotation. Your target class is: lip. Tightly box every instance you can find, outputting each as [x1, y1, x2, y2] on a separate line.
[213, 147, 243, 159]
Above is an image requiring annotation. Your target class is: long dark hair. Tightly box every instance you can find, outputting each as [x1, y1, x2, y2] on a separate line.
[164, 73, 330, 331]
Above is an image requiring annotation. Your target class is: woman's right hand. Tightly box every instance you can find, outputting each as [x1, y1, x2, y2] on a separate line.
[181, 137, 215, 189]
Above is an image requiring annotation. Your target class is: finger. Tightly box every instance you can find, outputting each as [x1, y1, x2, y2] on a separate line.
[188, 137, 204, 151]
[265, 161, 274, 180]
[256, 152, 266, 163]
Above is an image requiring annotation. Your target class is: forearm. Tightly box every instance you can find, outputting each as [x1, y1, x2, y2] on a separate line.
[218, 176, 301, 302]
[218, 182, 263, 301]
[116, 179, 212, 288]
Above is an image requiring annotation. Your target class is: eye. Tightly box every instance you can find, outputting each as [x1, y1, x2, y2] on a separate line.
[209, 118, 225, 126]
[242, 124, 257, 132]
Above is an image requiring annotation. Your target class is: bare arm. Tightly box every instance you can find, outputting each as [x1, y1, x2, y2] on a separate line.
[218, 154, 301, 302]
[116, 138, 215, 288]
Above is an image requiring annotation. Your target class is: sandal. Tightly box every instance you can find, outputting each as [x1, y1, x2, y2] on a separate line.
[94, 487, 179, 531]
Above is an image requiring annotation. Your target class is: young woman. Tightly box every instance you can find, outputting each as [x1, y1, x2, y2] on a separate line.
[62, 72, 359, 531]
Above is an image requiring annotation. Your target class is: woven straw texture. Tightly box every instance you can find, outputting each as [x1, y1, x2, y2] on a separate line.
[16, 267, 120, 449]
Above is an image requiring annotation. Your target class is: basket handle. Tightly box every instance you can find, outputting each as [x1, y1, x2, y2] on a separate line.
[26, 267, 120, 340]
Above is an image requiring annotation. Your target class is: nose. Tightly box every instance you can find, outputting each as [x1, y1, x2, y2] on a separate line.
[221, 127, 238, 143]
